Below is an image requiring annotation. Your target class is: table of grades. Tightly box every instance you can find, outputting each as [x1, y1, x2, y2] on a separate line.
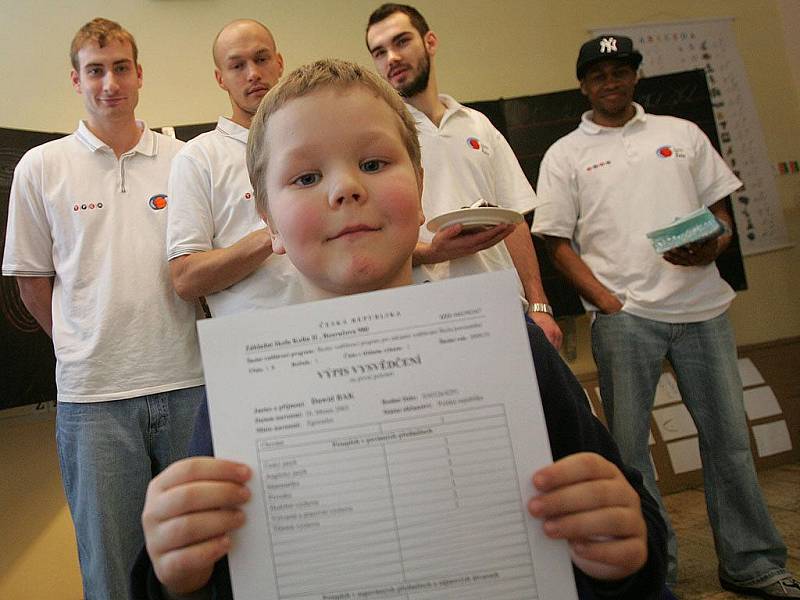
[257, 404, 539, 600]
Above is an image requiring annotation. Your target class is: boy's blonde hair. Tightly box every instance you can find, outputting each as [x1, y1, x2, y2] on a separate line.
[70, 18, 138, 71]
[246, 58, 422, 215]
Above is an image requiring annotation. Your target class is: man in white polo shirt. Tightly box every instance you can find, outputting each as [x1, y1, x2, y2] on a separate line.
[167, 19, 302, 317]
[365, 3, 561, 348]
[2, 18, 204, 599]
[533, 35, 797, 599]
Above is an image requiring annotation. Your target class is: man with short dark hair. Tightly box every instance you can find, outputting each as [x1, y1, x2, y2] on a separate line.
[167, 19, 303, 317]
[365, 3, 562, 348]
[533, 34, 798, 599]
[2, 18, 204, 598]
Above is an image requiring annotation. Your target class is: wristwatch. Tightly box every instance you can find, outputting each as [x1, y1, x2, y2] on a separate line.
[529, 303, 554, 317]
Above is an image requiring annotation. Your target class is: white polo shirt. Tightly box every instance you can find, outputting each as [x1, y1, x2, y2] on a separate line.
[533, 104, 741, 323]
[407, 95, 537, 307]
[167, 116, 304, 317]
[2, 121, 204, 402]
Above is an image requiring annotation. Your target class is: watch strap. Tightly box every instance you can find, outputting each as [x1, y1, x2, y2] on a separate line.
[529, 302, 553, 317]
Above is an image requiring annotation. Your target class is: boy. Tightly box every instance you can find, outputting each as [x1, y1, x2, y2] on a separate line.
[133, 59, 666, 599]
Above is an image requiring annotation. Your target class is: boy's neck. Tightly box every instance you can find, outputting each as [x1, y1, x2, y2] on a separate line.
[300, 269, 416, 302]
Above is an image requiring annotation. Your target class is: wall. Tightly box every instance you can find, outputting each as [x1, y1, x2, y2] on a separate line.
[1, 1, 798, 598]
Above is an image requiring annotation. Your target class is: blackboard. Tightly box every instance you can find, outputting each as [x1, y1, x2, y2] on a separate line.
[467, 69, 747, 318]
[166, 123, 216, 142]
[1, 127, 63, 411]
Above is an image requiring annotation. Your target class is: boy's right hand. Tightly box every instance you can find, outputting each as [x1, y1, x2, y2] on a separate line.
[142, 457, 252, 595]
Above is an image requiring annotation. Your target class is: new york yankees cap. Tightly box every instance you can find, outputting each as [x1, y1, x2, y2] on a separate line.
[576, 34, 642, 80]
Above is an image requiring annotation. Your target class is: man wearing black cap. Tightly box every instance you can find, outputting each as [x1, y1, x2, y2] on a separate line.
[533, 35, 798, 599]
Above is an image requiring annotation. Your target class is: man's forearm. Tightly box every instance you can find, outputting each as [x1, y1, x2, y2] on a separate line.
[17, 276, 54, 337]
[170, 229, 272, 301]
[709, 199, 734, 256]
[411, 241, 430, 267]
[545, 236, 622, 313]
[505, 222, 549, 304]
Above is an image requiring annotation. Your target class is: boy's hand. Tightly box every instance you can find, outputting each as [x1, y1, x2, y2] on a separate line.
[142, 457, 252, 595]
[413, 223, 514, 265]
[528, 453, 648, 581]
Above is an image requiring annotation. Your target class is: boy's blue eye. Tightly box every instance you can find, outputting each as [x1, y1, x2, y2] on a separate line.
[361, 159, 385, 173]
[292, 173, 320, 187]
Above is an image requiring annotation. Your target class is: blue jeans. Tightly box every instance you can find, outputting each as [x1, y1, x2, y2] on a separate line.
[56, 386, 205, 600]
[591, 311, 787, 587]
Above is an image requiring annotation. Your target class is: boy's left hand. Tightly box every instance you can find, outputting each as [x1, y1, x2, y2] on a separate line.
[528, 452, 648, 581]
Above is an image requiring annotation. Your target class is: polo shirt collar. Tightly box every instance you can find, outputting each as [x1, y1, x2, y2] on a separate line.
[216, 116, 249, 144]
[405, 94, 466, 129]
[578, 102, 647, 135]
[438, 94, 467, 127]
[76, 120, 156, 156]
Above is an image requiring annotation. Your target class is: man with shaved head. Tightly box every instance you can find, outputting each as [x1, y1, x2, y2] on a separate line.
[167, 19, 303, 318]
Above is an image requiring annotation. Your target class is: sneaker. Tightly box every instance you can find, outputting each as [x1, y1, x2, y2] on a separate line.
[721, 574, 800, 599]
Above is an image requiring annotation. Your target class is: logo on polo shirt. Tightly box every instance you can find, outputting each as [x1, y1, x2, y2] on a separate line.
[149, 194, 168, 210]
[73, 202, 104, 211]
[244, 191, 253, 201]
[656, 145, 686, 159]
[466, 137, 481, 150]
[585, 160, 612, 172]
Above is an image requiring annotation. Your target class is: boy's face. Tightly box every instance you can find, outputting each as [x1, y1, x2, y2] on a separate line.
[261, 84, 424, 296]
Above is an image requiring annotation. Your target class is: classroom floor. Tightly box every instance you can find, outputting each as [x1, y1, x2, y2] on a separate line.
[666, 461, 799, 599]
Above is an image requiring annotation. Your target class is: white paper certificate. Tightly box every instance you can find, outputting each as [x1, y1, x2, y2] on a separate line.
[198, 270, 578, 600]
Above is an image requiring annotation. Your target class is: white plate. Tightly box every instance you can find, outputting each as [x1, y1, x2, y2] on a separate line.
[426, 207, 523, 233]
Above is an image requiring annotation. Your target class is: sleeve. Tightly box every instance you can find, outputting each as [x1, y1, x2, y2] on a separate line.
[2, 150, 56, 277]
[687, 121, 742, 206]
[166, 147, 216, 261]
[131, 556, 231, 600]
[531, 145, 580, 239]
[484, 116, 538, 214]
[526, 323, 668, 599]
